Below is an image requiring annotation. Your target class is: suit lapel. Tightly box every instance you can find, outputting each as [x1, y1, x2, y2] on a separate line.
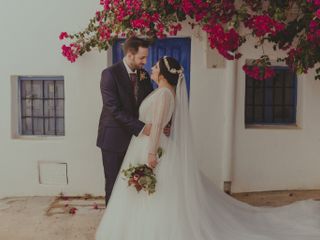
[116, 62, 136, 106]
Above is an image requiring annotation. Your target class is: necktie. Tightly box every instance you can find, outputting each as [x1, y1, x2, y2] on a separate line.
[129, 72, 138, 102]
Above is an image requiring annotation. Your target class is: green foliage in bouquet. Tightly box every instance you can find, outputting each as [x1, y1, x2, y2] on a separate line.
[121, 147, 164, 195]
[122, 164, 157, 194]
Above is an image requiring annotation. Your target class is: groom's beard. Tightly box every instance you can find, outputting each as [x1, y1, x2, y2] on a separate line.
[128, 61, 143, 71]
[132, 62, 144, 70]
[131, 57, 146, 70]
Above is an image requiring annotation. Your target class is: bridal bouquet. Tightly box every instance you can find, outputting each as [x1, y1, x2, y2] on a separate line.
[121, 164, 156, 194]
[121, 147, 163, 195]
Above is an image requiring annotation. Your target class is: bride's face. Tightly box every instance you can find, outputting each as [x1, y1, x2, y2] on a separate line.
[151, 62, 161, 84]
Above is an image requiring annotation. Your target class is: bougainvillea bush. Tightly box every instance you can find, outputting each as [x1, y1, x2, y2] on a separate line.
[60, 0, 320, 80]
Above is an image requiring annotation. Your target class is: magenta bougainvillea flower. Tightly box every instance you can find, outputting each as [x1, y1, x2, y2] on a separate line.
[60, 0, 320, 80]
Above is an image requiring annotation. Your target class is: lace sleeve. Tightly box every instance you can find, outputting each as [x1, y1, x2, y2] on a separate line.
[148, 89, 174, 155]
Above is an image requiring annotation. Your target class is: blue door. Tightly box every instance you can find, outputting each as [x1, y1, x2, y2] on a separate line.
[113, 38, 191, 95]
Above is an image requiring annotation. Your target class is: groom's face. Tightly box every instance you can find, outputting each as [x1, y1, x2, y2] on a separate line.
[128, 47, 148, 70]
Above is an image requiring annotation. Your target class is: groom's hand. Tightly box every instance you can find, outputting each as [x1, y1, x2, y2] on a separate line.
[142, 123, 152, 136]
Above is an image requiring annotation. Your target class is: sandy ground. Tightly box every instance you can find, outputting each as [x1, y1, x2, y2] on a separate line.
[1, 190, 320, 240]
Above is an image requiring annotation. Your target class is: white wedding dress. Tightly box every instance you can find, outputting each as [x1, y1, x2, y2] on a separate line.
[96, 77, 320, 240]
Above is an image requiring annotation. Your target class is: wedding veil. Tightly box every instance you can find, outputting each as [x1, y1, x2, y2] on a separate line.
[165, 71, 320, 240]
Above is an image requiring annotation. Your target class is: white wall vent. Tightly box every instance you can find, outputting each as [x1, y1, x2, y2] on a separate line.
[38, 161, 68, 185]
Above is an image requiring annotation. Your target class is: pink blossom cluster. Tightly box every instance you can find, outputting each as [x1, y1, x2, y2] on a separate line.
[61, 44, 80, 63]
[169, 24, 182, 36]
[155, 23, 166, 38]
[95, 10, 105, 22]
[204, 24, 241, 60]
[131, 13, 159, 29]
[60, 0, 320, 81]
[100, 0, 111, 10]
[307, 20, 320, 44]
[59, 32, 68, 40]
[243, 65, 275, 81]
[130, 18, 148, 29]
[98, 24, 111, 41]
[180, 0, 212, 22]
[245, 15, 285, 37]
[285, 48, 310, 73]
[180, 0, 234, 23]
[181, 0, 197, 15]
[101, 0, 167, 38]
[105, 0, 142, 21]
[307, 0, 320, 6]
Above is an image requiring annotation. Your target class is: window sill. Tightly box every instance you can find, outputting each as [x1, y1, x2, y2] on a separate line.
[12, 135, 65, 140]
[245, 124, 301, 130]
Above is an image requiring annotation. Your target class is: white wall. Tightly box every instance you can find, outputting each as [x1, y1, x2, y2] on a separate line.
[1, 1, 319, 198]
[0, 0, 107, 197]
[186, 27, 226, 187]
[0, 1, 228, 197]
[232, 37, 320, 192]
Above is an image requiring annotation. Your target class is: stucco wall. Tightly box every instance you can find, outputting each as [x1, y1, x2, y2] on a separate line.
[1, 1, 319, 198]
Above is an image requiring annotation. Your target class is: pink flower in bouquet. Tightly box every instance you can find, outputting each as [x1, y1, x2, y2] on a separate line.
[128, 178, 143, 192]
[133, 173, 141, 181]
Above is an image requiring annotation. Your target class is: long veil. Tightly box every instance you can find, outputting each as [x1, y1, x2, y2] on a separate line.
[165, 73, 320, 240]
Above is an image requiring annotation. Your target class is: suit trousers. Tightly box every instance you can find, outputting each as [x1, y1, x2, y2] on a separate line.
[101, 149, 126, 206]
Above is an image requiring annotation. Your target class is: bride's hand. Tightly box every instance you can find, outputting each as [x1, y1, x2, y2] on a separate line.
[148, 153, 158, 169]
[142, 123, 152, 136]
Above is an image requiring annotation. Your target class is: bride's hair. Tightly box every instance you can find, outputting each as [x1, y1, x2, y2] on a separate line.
[159, 56, 183, 86]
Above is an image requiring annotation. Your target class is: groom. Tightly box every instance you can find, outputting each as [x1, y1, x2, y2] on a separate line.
[97, 37, 154, 205]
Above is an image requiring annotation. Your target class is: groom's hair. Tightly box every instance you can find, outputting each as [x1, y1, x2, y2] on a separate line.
[123, 37, 150, 55]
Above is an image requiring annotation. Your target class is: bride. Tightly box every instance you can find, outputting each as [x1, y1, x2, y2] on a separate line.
[96, 56, 320, 240]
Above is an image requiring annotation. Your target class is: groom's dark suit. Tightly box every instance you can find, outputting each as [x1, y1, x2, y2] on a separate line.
[97, 61, 153, 204]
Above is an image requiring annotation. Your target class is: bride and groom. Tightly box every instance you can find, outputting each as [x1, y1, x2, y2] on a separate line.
[96, 37, 320, 240]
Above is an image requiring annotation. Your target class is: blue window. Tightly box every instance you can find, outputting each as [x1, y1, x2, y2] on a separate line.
[245, 67, 297, 125]
[19, 76, 65, 136]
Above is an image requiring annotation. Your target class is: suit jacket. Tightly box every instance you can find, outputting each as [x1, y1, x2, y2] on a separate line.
[96, 61, 154, 152]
